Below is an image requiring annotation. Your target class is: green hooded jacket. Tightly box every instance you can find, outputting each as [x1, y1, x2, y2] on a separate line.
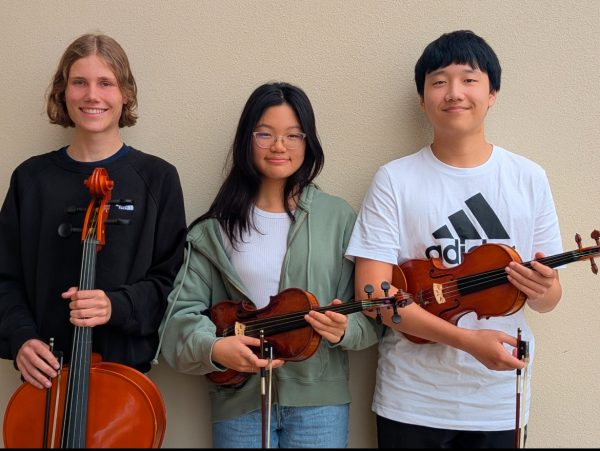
[157, 185, 380, 421]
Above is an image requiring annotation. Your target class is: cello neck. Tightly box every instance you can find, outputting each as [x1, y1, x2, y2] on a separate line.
[61, 169, 113, 448]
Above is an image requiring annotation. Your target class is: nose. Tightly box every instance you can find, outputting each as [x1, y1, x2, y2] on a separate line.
[84, 83, 99, 102]
[445, 81, 464, 102]
[270, 136, 286, 151]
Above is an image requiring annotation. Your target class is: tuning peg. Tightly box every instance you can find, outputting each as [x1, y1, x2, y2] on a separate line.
[363, 284, 374, 298]
[391, 303, 401, 324]
[375, 308, 382, 325]
[590, 230, 599, 274]
[57, 223, 82, 238]
[381, 281, 390, 296]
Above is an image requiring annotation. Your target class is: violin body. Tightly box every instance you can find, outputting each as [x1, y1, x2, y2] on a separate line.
[208, 288, 322, 387]
[3, 354, 166, 448]
[393, 244, 527, 344]
[393, 239, 600, 344]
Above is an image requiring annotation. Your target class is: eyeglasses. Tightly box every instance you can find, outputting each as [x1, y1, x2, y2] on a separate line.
[252, 131, 306, 149]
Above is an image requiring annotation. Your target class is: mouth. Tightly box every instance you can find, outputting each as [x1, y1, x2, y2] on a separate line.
[443, 106, 469, 112]
[80, 107, 108, 115]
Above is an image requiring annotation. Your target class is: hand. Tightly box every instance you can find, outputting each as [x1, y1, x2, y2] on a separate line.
[62, 287, 112, 327]
[505, 252, 562, 312]
[211, 335, 285, 373]
[460, 329, 525, 371]
[304, 299, 348, 344]
[16, 339, 60, 389]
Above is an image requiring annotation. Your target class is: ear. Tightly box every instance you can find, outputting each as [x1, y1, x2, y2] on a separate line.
[488, 90, 497, 108]
[419, 95, 425, 111]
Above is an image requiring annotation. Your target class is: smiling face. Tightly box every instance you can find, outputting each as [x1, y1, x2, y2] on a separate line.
[252, 104, 306, 186]
[421, 63, 497, 140]
[65, 54, 126, 139]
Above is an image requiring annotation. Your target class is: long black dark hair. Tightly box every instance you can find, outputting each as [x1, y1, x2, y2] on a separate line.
[190, 82, 325, 245]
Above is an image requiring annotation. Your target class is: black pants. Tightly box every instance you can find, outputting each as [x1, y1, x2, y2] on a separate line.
[377, 415, 525, 449]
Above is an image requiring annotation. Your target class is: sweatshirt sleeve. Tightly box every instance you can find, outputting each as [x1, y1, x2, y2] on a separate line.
[334, 205, 382, 351]
[0, 170, 39, 359]
[106, 163, 187, 337]
[157, 241, 224, 375]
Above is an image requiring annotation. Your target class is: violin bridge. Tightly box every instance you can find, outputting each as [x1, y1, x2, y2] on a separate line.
[234, 322, 246, 335]
[432, 283, 445, 304]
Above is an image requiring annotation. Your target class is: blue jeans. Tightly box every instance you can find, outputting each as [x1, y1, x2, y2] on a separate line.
[212, 403, 349, 448]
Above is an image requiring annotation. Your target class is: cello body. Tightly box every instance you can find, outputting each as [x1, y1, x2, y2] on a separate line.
[3, 354, 166, 448]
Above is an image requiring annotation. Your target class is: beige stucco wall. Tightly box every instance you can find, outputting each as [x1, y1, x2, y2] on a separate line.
[0, 0, 598, 447]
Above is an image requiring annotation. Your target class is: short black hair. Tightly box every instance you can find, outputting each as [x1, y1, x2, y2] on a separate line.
[415, 30, 501, 97]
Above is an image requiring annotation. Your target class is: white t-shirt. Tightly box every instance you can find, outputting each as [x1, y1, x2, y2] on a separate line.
[346, 145, 562, 430]
[222, 206, 291, 309]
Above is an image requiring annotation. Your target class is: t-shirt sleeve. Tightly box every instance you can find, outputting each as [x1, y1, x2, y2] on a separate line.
[346, 165, 401, 265]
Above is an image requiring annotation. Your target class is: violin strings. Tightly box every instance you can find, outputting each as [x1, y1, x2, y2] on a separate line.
[415, 247, 599, 307]
[221, 247, 598, 338]
[222, 296, 409, 337]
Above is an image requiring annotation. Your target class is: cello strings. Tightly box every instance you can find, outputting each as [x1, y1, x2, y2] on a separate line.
[63, 205, 98, 447]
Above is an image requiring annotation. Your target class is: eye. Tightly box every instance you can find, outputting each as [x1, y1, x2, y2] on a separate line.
[71, 79, 85, 86]
[465, 78, 478, 84]
[286, 133, 304, 141]
[432, 80, 446, 86]
[255, 132, 272, 139]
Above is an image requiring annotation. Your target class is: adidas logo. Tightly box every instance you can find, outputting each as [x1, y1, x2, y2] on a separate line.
[425, 193, 510, 264]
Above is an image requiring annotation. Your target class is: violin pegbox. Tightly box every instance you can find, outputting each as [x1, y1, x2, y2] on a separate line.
[575, 231, 599, 274]
[362, 281, 410, 325]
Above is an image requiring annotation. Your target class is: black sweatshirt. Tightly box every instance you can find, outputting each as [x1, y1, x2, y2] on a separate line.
[0, 146, 187, 373]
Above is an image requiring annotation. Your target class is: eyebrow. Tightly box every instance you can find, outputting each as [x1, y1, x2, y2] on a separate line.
[254, 123, 302, 131]
[428, 67, 480, 77]
[69, 74, 118, 82]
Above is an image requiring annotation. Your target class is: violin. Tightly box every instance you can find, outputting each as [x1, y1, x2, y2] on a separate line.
[392, 231, 600, 344]
[3, 168, 166, 448]
[207, 286, 411, 387]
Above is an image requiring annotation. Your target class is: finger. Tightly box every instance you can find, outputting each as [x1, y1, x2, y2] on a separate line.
[21, 370, 48, 390]
[61, 286, 78, 299]
[529, 260, 556, 278]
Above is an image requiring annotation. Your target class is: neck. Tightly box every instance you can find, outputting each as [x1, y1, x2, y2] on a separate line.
[256, 180, 296, 213]
[68, 132, 123, 163]
[430, 133, 492, 168]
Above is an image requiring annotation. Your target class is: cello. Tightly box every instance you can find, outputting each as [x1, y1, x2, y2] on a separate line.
[3, 168, 166, 448]
[393, 232, 600, 344]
